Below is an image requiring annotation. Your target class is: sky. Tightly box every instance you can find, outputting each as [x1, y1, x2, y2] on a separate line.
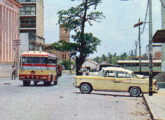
[44, 0, 162, 58]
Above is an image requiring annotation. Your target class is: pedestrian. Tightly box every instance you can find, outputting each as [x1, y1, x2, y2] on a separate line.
[57, 64, 63, 77]
[11, 65, 16, 80]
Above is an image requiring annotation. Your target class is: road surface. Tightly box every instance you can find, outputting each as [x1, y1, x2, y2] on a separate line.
[0, 74, 151, 120]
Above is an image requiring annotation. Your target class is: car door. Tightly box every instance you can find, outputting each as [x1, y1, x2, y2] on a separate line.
[94, 70, 115, 91]
[114, 71, 132, 92]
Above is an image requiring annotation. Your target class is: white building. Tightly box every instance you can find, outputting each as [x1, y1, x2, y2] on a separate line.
[146, 43, 161, 59]
[19, 33, 29, 54]
[82, 58, 98, 71]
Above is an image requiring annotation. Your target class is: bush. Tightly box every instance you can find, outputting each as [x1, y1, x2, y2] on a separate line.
[60, 60, 74, 70]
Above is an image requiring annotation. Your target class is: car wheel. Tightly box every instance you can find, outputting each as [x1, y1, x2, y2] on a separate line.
[129, 87, 141, 97]
[23, 81, 31, 86]
[80, 83, 92, 94]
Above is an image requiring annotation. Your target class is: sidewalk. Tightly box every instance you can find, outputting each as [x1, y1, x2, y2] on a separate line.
[143, 89, 165, 120]
[0, 76, 11, 78]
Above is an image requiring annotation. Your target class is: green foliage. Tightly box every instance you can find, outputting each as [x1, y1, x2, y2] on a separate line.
[101, 54, 106, 61]
[72, 32, 101, 56]
[93, 52, 132, 64]
[60, 60, 74, 70]
[51, 40, 77, 52]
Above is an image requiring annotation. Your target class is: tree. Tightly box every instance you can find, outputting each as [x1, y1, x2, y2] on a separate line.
[107, 52, 113, 63]
[120, 52, 127, 60]
[93, 56, 101, 63]
[58, 0, 104, 75]
[52, 40, 77, 52]
[101, 54, 106, 61]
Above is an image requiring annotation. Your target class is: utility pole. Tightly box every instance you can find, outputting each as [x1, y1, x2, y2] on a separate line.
[135, 40, 138, 57]
[134, 19, 143, 73]
[138, 19, 142, 73]
[149, 0, 153, 96]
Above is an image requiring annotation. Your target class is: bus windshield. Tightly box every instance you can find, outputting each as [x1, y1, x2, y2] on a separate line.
[22, 57, 47, 64]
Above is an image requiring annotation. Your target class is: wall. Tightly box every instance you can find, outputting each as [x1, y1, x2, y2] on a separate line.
[59, 25, 70, 42]
[82, 60, 98, 70]
[0, 63, 12, 77]
[19, 33, 29, 53]
[36, 0, 44, 43]
[0, 0, 20, 63]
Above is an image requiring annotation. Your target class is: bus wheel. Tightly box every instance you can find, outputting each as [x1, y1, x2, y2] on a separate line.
[23, 81, 31, 86]
[34, 81, 38, 86]
[44, 81, 51, 86]
[54, 81, 58, 85]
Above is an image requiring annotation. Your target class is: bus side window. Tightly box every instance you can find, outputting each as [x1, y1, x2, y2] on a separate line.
[22, 57, 27, 64]
[40, 57, 47, 64]
[48, 59, 56, 65]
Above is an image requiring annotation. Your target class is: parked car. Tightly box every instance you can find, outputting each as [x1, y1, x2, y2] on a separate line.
[73, 67, 159, 97]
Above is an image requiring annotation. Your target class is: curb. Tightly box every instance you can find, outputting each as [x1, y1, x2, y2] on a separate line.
[142, 93, 154, 120]
[0, 77, 10, 78]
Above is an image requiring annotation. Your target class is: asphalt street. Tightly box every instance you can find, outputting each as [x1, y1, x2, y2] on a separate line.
[0, 74, 152, 120]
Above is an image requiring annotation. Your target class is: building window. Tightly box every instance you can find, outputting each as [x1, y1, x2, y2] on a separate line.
[17, 0, 36, 2]
[20, 17, 36, 28]
[20, 4, 36, 15]
[62, 54, 66, 60]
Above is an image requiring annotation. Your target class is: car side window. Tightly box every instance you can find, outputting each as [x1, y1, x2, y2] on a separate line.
[105, 71, 115, 78]
[116, 71, 131, 78]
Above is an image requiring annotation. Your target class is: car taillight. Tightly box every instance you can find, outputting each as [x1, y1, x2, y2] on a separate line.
[154, 81, 158, 86]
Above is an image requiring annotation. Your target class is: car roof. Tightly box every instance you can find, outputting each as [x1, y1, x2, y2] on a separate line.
[102, 67, 133, 74]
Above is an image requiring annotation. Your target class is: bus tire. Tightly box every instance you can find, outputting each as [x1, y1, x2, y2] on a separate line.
[23, 81, 31, 86]
[44, 81, 51, 86]
[54, 81, 58, 85]
[34, 81, 38, 86]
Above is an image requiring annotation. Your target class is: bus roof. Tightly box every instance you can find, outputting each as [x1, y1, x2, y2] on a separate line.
[21, 51, 57, 58]
[117, 60, 161, 64]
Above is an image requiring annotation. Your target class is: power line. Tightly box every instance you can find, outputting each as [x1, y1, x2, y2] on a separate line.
[141, 0, 149, 35]
[160, 0, 165, 8]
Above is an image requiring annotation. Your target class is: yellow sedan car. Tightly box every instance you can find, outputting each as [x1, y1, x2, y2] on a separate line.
[73, 67, 159, 97]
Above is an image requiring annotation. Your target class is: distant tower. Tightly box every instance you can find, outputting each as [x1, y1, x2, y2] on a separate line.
[59, 25, 70, 42]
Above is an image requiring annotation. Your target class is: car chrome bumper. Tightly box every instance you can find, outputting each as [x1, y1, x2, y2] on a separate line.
[73, 82, 76, 86]
[73, 82, 79, 88]
[152, 85, 159, 93]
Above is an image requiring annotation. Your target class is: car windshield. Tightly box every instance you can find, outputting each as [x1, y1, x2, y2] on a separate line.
[131, 72, 138, 78]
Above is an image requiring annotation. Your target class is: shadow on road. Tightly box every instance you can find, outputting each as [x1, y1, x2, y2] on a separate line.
[74, 92, 142, 98]
[18, 84, 56, 88]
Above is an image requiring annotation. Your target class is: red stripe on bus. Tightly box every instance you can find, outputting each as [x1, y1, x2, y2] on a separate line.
[22, 64, 56, 67]
[22, 54, 48, 57]
[19, 74, 49, 77]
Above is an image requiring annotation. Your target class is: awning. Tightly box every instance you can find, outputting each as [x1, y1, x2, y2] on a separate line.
[153, 29, 165, 43]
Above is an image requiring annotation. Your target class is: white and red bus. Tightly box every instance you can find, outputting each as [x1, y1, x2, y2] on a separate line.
[19, 51, 60, 86]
